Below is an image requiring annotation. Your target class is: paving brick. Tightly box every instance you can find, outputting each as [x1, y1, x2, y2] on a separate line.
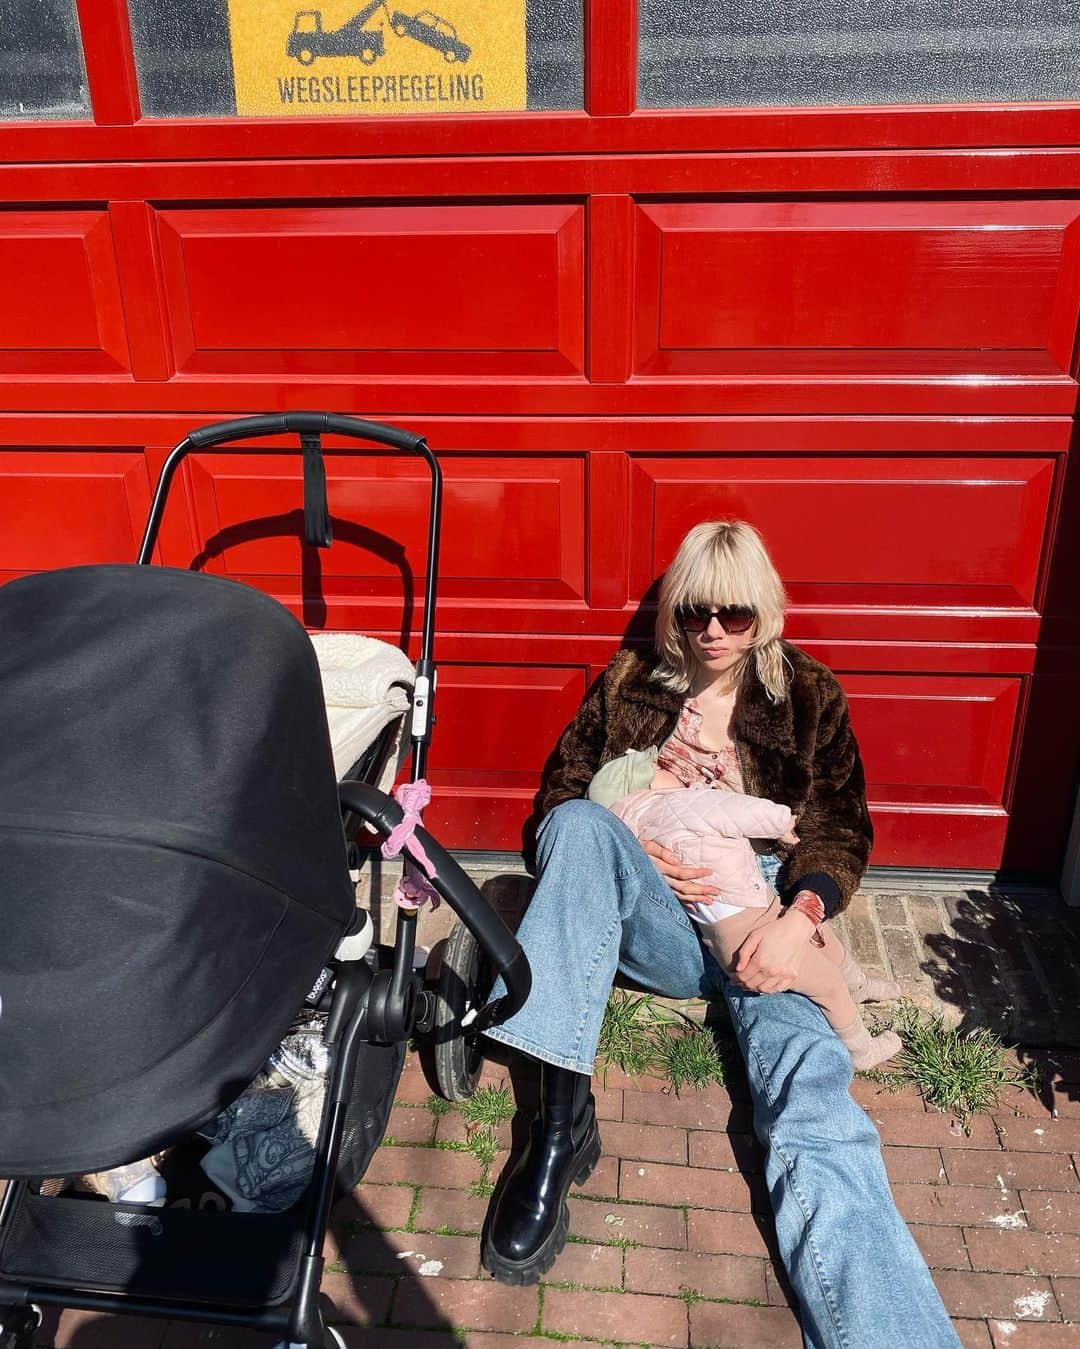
[547, 1239, 624, 1288]
[874, 894, 909, 929]
[688, 1130, 763, 1172]
[849, 1078, 928, 1112]
[623, 1246, 768, 1302]
[568, 1195, 687, 1249]
[602, 1067, 674, 1093]
[158, 1325, 268, 1348]
[434, 1113, 511, 1149]
[541, 1287, 689, 1348]
[932, 1271, 1057, 1321]
[882, 926, 927, 987]
[347, 1183, 417, 1230]
[619, 1159, 766, 1212]
[988, 1325, 1080, 1348]
[603, 1120, 689, 1164]
[593, 1084, 624, 1121]
[685, 1207, 779, 1261]
[337, 1335, 563, 1349]
[321, 1271, 396, 1325]
[964, 1228, 1080, 1276]
[413, 1187, 490, 1235]
[945, 1150, 1080, 1191]
[688, 1300, 803, 1349]
[843, 893, 884, 970]
[363, 1145, 482, 1189]
[388, 1105, 439, 1145]
[395, 1064, 437, 1106]
[1050, 1275, 1080, 1319]
[911, 1222, 972, 1270]
[996, 1118, 1080, 1155]
[871, 1109, 1000, 1148]
[48, 1311, 166, 1348]
[392, 1277, 538, 1334]
[577, 1154, 619, 1199]
[893, 1182, 1026, 1228]
[951, 1319, 994, 1349]
[883, 1144, 946, 1184]
[623, 1087, 754, 1132]
[343, 1229, 481, 1279]
[764, 1258, 795, 1307]
[1021, 1192, 1080, 1235]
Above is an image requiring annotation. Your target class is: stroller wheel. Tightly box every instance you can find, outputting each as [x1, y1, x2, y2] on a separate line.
[433, 918, 495, 1101]
[0, 1303, 41, 1349]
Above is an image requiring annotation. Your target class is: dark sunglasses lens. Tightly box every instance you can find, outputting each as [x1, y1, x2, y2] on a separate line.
[677, 605, 755, 634]
[720, 607, 756, 634]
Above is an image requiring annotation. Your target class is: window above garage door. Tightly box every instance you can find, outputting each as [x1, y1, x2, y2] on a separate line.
[639, 0, 1080, 108]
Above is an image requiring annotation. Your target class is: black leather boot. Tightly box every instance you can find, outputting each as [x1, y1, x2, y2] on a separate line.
[481, 1060, 601, 1284]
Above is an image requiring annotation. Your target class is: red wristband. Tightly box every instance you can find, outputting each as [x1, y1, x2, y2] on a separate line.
[790, 891, 826, 928]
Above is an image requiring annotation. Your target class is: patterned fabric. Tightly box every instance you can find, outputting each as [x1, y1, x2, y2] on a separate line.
[657, 697, 744, 793]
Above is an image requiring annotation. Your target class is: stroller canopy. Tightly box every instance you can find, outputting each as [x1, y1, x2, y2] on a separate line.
[0, 566, 355, 1176]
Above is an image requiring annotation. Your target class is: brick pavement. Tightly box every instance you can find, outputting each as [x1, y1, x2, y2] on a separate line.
[31, 1044, 1080, 1349]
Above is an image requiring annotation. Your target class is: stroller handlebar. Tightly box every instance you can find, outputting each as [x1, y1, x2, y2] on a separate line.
[186, 412, 426, 455]
[337, 781, 531, 1031]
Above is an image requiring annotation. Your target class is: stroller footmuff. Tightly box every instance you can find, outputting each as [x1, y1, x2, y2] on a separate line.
[0, 413, 530, 1349]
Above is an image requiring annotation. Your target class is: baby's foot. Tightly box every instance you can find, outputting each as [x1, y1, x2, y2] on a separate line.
[837, 1017, 903, 1071]
[841, 955, 901, 1004]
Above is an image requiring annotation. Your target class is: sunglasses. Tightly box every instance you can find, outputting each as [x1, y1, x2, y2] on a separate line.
[675, 604, 757, 635]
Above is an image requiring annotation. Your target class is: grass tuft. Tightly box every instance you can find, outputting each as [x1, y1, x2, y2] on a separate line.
[423, 1093, 454, 1117]
[461, 1085, 515, 1130]
[887, 1001, 1028, 1128]
[650, 1021, 726, 1094]
[596, 990, 660, 1080]
[468, 1177, 495, 1199]
[465, 1128, 499, 1167]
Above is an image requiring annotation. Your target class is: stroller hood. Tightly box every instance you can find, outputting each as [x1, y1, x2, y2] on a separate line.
[0, 566, 356, 1176]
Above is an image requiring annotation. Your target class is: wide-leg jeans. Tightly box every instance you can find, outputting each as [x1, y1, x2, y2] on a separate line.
[484, 800, 959, 1349]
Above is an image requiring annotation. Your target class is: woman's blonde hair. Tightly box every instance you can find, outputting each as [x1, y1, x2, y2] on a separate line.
[653, 520, 790, 702]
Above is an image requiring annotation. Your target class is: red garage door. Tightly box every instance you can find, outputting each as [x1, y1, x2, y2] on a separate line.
[1, 0, 1078, 875]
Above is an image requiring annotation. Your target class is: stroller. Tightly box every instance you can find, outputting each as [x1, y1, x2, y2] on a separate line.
[0, 413, 530, 1348]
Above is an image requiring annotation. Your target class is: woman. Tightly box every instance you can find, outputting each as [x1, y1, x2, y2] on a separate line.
[481, 521, 959, 1349]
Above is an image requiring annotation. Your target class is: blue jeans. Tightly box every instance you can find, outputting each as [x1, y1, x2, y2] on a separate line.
[485, 800, 958, 1349]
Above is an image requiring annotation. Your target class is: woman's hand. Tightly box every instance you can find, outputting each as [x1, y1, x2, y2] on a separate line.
[643, 840, 720, 906]
[731, 905, 816, 993]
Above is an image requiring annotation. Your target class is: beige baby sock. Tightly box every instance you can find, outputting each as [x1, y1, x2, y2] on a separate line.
[840, 953, 901, 1005]
[836, 1014, 903, 1071]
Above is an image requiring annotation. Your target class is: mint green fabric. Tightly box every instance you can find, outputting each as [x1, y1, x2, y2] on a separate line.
[586, 745, 659, 808]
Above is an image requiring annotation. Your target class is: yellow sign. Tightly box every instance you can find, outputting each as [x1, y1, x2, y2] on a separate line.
[227, 1, 526, 116]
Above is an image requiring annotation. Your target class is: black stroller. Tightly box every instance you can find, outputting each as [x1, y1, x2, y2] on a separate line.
[0, 414, 530, 1348]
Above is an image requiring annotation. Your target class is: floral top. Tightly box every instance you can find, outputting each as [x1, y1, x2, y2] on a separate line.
[656, 697, 744, 793]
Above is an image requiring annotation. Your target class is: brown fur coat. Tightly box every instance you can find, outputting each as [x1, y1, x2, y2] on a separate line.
[539, 644, 873, 916]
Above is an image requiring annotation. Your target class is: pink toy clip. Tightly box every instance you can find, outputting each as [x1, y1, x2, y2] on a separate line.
[381, 779, 441, 911]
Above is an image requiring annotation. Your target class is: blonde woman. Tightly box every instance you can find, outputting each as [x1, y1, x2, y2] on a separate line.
[481, 521, 959, 1349]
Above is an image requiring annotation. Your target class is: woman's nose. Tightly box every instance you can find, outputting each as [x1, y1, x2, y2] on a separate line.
[705, 615, 726, 637]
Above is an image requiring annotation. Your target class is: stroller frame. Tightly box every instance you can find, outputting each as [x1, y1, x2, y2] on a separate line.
[0, 413, 530, 1349]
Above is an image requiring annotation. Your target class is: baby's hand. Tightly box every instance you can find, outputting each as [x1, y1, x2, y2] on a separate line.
[778, 814, 799, 846]
[650, 768, 684, 791]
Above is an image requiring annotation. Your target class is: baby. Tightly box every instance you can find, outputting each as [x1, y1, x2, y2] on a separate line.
[588, 747, 901, 1070]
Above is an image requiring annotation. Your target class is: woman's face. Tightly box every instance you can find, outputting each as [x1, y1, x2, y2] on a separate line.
[685, 608, 756, 682]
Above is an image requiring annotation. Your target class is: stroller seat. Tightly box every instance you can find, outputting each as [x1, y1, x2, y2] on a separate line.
[309, 632, 414, 787]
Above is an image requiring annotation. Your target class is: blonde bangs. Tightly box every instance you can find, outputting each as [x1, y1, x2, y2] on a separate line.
[652, 520, 790, 702]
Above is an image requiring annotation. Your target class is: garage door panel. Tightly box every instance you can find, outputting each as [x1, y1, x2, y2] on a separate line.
[630, 455, 1055, 614]
[846, 674, 1019, 807]
[420, 663, 589, 849]
[156, 203, 585, 376]
[635, 200, 1080, 380]
[0, 213, 128, 374]
[0, 451, 150, 571]
[182, 452, 587, 603]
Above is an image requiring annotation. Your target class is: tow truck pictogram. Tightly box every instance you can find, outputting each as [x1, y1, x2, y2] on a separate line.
[286, 1, 389, 66]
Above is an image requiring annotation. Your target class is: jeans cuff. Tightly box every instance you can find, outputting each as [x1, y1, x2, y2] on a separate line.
[482, 1026, 595, 1077]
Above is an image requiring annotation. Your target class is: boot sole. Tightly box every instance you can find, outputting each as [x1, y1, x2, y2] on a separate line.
[482, 1118, 601, 1286]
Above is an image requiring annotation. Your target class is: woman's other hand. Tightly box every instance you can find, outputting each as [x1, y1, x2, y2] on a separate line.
[731, 906, 816, 993]
[643, 839, 720, 905]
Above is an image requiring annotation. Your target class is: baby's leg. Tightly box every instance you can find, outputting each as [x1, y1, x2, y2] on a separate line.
[795, 949, 901, 1070]
[818, 924, 901, 1004]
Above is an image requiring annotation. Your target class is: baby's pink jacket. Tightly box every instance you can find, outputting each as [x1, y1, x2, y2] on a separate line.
[611, 787, 794, 909]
